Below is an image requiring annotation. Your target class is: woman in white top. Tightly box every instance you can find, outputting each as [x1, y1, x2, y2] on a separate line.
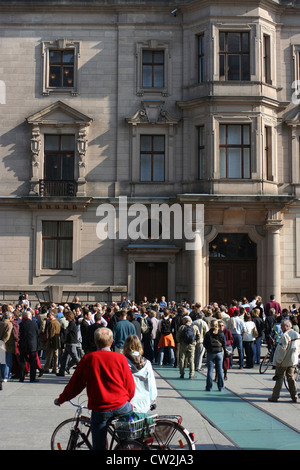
[242, 312, 257, 368]
[123, 335, 157, 413]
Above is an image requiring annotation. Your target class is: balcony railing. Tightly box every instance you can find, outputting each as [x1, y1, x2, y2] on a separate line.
[39, 180, 77, 197]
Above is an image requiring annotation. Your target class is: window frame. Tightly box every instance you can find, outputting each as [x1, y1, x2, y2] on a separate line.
[264, 126, 273, 181]
[140, 134, 165, 182]
[219, 123, 251, 179]
[263, 34, 272, 85]
[198, 125, 205, 179]
[34, 214, 80, 278]
[142, 50, 165, 89]
[136, 40, 171, 97]
[42, 221, 73, 270]
[48, 49, 75, 89]
[44, 134, 75, 182]
[42, 39, 80, 96]
[197, 33, 205, 83]
[219, 31, 250, 81]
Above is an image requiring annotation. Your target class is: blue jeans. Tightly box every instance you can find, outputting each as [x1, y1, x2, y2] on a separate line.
[206, 351, 224, 391]
[253, 336, 262, 364]
[0, 352, 13, 380]
[231, 333, 244, 367]
[158, 347, 175, 366]
[91, 401, 132, 450]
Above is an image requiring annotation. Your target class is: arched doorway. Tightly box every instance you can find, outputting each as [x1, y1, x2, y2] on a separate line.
[209, 233, 257, 306]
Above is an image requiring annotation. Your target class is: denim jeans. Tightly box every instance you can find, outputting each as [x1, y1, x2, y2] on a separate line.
[158, 347, 175, 366]
[206, 351, 224, 391]
[0, 352, 13, 380]
[91, 401, 133, 450]
[253, 336, 262, 364]
[231, 333, 244, 367]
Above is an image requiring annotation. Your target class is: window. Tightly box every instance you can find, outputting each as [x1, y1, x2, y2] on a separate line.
[198, 126, 205, 179]
[198, 34, 205, 83]
[219, 32, 250, 81]
[42, 221, 73, 270]
[220, 124, 251, 178]
[140, 135, 165, 182]
[263, 35, 271, 84]
[142, 50, 164, 88]
[44, 135, 75, 180]
[42, 39, 80, 96]
[49, 50, 75, 88]
[264, 126, 273, 181]
[42, 135, 76, 196]
[135, 40, 170, 96]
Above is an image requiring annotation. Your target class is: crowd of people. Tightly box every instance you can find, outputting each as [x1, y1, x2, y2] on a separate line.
[0, 292, 299, 397]
[1, 291, 299, 448]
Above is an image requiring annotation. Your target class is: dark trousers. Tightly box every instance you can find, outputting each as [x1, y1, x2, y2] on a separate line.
[19, 350, 37, 382]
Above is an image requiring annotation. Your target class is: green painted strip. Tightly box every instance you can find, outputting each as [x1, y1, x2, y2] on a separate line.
[154, 366, 300, 450]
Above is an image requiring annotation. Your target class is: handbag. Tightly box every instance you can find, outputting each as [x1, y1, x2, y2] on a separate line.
[224, 345, 233, 358]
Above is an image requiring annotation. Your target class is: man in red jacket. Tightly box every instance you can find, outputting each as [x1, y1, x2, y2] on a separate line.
[54, 327, 135, 450]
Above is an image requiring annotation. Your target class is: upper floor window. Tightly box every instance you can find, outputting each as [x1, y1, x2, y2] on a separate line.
[142, 50, 164, 88]
[220, 124, 251, 178]
[198, 33, 205, 83]
[42, 39, 80, 96]
[49, 50, 75, 88]
[136, 40, 171, 96]
[264, 126, 273, 181]
[219, 32, 250, 81]
[140, 135, 165, 182]
[198, 126, 205, 179]
[263, 35, 271, 84]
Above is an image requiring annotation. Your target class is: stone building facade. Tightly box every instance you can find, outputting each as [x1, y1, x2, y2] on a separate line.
[0, 0, 299, 307]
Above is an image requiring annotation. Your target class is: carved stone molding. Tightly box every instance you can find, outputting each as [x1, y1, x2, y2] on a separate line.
[26, 101, 92, 196]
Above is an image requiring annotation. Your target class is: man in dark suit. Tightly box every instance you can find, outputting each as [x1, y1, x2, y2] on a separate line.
[19, 310, 40, 383]
[80, 307, 92, 354]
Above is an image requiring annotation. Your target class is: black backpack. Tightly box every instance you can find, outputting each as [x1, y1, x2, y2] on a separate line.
[183, 324, 195, 344]
[161, 318, 171, 335]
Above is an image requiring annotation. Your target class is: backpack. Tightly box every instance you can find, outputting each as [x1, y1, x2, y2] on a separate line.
[183, 324, 195, 344]
[160, 318, 171, 336]
[140, 316, 149, 335]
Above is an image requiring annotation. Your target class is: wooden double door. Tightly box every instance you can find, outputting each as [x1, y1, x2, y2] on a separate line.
[209, 259, 257, 307]
[135, 262, 168, 304]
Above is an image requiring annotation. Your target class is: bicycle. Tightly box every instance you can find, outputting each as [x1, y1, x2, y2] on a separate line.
[284, 356, 300, 392]
[259, 339, 277, 374]
[51, 400, 195, 450]
[51, 399, 92, 450]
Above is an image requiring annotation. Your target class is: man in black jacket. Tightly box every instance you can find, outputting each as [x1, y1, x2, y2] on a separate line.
[57, 311, 80, 376]
[19, 311, 39, 383]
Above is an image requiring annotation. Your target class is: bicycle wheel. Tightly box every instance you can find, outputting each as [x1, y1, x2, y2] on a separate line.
[114, 439, 148, 450]
[284, 366, 300, 391]
[149, 420, 195, 450]
[51, 417, 92, 450]
[259, 353, 271, 374]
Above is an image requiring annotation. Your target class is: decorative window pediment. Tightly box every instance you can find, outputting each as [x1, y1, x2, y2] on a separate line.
[26, 100, 92, 127]
[26, 101, 93, 197]
[126, 100, 180, 127]
[285, 109, 300, 128]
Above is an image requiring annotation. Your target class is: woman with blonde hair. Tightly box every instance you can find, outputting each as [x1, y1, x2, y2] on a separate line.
[123, 335, 157, 413]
